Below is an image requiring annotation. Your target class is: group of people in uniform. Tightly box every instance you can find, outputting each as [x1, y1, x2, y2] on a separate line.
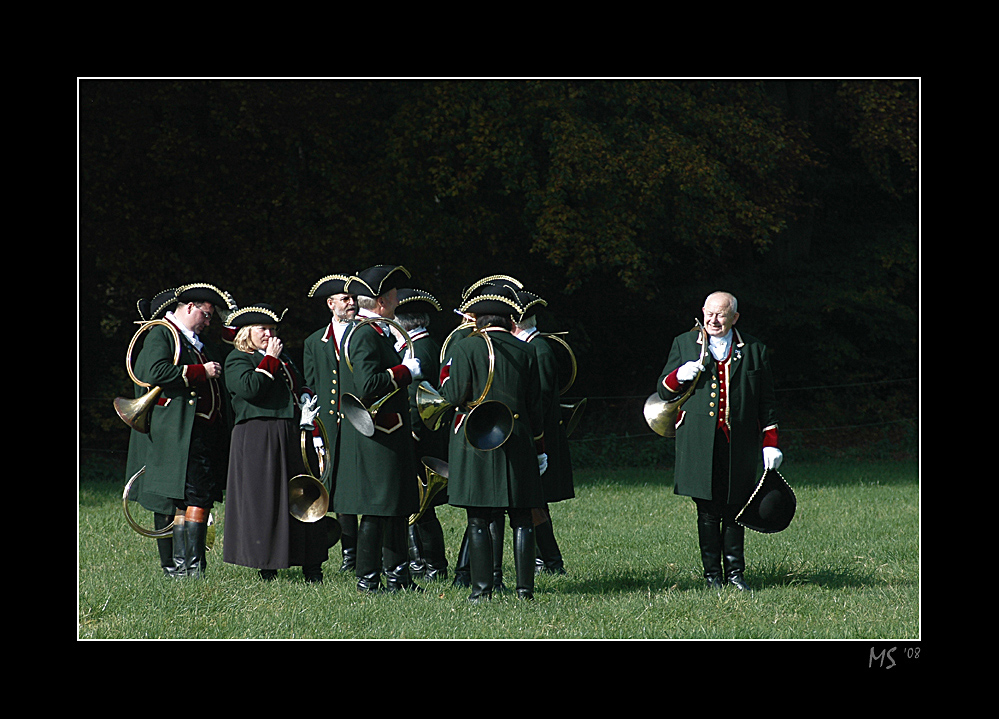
[121, 267, 578, 601]
[120, 267, 783, 600]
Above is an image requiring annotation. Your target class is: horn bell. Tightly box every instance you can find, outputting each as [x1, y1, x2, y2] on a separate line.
[416, 381, 453, 431]
[465, 400, 514, 451]
[113, 386, 163, 434]
[288, 474, 330, 522]
[342, 393, 377, 437]
[561, 397, 587, 438]
[409, 457, 449, 526]
[644, 394, 678, 438]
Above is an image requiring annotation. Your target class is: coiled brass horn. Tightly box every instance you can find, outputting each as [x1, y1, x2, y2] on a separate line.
[417, 329, 514, 451]
[409, 457, 449, 525]
[289, 417, 332, 522]
[540, 332, 578, 395]
[113, 319, 182, 434]
[341, 317, 414, 437]
[561, 397, 587, 438]
[645, 319, 709, 438]
[122, 467, 215, 550]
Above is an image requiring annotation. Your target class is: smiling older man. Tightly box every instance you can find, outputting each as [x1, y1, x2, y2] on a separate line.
[657, 291, 782, 591]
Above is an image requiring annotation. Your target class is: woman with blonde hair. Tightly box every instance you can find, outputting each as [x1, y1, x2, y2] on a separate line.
[222, 304, 330, 582]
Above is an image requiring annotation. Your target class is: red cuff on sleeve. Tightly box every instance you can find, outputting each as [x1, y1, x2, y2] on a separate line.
[663, 369, 683, 393]
[389, 364, 413, 386]
[257, 355, 281, 374]
[762, 427, 779, 449]
[186, 363, 207, 383]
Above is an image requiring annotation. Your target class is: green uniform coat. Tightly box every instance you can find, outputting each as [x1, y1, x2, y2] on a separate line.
[125, 320, 232, 515]
[333, 319, 419, 516]
[524, 331, 574, 503]
[441, 328, 545, 509]
[303, 320, 347, 487]
[657, 327, 778, 505]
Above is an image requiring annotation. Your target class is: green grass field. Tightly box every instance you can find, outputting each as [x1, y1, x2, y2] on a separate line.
[78, 457, 919, 642]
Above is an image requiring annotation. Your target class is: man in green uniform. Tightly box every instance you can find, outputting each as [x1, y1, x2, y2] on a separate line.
[512, 288, 575, 575]
[335, 265, 423, 592]
[124, 283, 236, 578]
[441, 284, 547, 601]
[656, 291, 782, 591]
[394, 288, 450, 582]
[304, 274, 359, 572]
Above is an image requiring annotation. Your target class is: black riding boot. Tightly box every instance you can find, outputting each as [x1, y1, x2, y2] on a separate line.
[338, 513, 358, 573]
[184, 514, 208, 578]
[170, 516, 188, 577]
[697, 510, 724, 589]
[407, 524, 427, 578]
[452, 529, 471, 588]
[154, 512, 176, 577]
[513, 522, 536, 600]
[723, 519, 751, 591]
[418, 515, 449, 582]
[534, 518, 566, 575]
[385, 517, 421, 592]
[355, 516, 383, 592]
[490, 513, 507, 592]
[467, 516, 493, 602]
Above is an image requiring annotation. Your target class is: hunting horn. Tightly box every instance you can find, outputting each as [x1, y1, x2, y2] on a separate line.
[409, 457, 449, 526]
[340, 316, 414, 437]
[645, 319, 709, 438]
[289, 417, 332, 522]
[122, 467, 216, 550]
[416, 329, 514, 451]
[113, 319, 182, 434]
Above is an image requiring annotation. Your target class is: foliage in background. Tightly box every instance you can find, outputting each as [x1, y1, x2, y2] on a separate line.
[79, 79, 918, 455]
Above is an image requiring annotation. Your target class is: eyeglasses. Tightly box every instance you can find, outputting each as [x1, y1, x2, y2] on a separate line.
[191, 304, 213, 321]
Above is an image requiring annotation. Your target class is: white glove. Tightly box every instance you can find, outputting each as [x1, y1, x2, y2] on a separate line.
[538, 453, 549, 475]
[676, 360, 705, 383]
[300, 394, 319, 428]
[763, 447, 783, 470]
[313, 435, 326, 457]
[402, 356, 423, 380]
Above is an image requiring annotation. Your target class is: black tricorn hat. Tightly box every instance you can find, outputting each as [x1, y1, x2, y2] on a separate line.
[396, 288, 442, 315]
[736, 468, 797, 534]
[459, 282, 524, 317]
[308, 274, 353, 299]
[461, 274, 523, 300]
[176, 283, 233, 310]
[346, 265, 411, 298]
[136, 288, 180, 322]
[225, 304, 288, 328]
[513, 289, 547, 322]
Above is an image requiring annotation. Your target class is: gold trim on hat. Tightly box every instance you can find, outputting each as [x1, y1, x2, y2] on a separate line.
[458, 292, 525, 315]
[397, 289, 442, 312]
[461, 275, 524, 300]
[225, 305, 288, 327]
[307, 274, 353, 298]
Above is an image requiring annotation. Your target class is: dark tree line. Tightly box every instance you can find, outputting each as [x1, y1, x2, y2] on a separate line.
[79, 79, 918, 455]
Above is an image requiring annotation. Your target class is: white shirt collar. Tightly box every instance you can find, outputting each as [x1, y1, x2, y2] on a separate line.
[708, 330, 732, 361]
[166, 310, 202, 351]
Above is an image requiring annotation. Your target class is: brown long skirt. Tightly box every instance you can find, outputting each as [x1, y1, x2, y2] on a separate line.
[223, 418, 328, 570]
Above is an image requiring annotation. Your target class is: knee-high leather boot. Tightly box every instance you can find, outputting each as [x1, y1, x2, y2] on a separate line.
[452, 529, 471, 588]
[184, 506, 210, 578]
[697, 509, 724, 589]
[385, 517, 421, 592]
[534, 517, 566, 575]
[722, 518, 750, 591]
[338, 513, 358, 573]
[467, 516, 493, 602]
[490, 513, 507, 592]
[169, 512, 188, 577]
[355, 516, 383, 592]
[513, 523, 536, 600]
[154, 512, 176, 577]
[407, 524, 427, 578]
[417, 514, 448, 582]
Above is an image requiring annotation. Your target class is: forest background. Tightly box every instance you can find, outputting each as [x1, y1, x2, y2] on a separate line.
[78, 78, 919, 463]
